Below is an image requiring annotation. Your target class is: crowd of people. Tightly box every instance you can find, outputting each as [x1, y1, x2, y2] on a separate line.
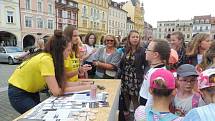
[7, 25, 215, 121]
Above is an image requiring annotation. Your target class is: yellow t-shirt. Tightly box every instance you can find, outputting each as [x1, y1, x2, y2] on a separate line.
[64, 54, 80, 82]
[8, 53, 55, 93]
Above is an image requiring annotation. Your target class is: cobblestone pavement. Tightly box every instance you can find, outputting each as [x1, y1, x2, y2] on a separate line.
[0, 90, 49, 121]
[0, 64, 17, 88]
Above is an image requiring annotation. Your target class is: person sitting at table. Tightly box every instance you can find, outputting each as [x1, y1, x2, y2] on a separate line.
[7, 30, 81, 114]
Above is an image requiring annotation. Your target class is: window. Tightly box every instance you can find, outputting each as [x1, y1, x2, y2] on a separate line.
[7, 11, 14, 23]
[58, 23, 62, 30]
[200, 27, 203, 31]
[97, 10, 99, 19]
[159, 34, 161, 39]
[48, 20, 53, 29]
[37, 18, 43, 28]
[206, 19, 210, 23]
[102, 12, 105, 20]
[200, 19, 204, 24]
[58, 9, 62, 18]
[72, 13, 76, 20]
[91, 8, 93, 16]
[25, 16, 32, 27]
[109, 20, 111, 27]
[68, 11, 71, 19]
[26, 0, 30, 10]
[183, 28, 185, 31]
[206, 26, 208, 30]
[48, 4, 52, 14]
[194, 26, 197, 30]
[178, 28, 181, 31]
[97, 23, 99, 29]
[195, 20, 199, 23]
[37, 0, 42, 12]
[102, 23, 105, 29]
[62, 11, 67, 19]
[159, 28, 161, 32]
[172, 28, 174, 31]
[82, 5, 87, 16]
[93, 8, 96, 18]
[187, 34, 190, 39]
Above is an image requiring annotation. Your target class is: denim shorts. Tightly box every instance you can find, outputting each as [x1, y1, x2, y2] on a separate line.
[8, 84, 40, 114]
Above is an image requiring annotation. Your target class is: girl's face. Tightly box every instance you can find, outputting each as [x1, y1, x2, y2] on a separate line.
[72, 30, 79, 45]
[170, 35, 181, 50]
[63, 42, 72, 59]
[177, 76, 197, 92]
[199, 37, 211, 51]
[129, 32, 140, 46]
[89, 35, 95, 45]
[105, 36, 115, 48]
[145, 41, 156, 62]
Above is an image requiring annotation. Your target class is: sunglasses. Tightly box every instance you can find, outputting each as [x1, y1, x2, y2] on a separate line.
[106, 39, 114, 42]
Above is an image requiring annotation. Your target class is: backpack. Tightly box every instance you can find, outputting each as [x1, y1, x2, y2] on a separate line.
[169, 93, 201, 114]
[145, 107, 178, 121]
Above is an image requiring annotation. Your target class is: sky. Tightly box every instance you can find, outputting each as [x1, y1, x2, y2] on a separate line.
[113, 0, 215, 28]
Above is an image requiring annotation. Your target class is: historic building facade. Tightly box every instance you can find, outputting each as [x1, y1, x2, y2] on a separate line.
[0, 0, 21, 47]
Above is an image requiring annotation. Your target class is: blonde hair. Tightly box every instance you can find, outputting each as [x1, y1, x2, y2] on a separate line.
[186, 33, 210, 57]
[104, 35, 118, 47]
[36, 39, 44, 49]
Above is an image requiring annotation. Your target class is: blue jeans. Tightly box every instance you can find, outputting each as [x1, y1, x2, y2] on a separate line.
[8, 84, 40, 114]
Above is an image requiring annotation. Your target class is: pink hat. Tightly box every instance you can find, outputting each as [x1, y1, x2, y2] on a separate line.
[150, 68, 175, 89]
[169, 49, 179, 64]
[198, 68, 215, 89]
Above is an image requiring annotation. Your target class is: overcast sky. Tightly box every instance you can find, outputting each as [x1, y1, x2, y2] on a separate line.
[113, 0, 215, 28]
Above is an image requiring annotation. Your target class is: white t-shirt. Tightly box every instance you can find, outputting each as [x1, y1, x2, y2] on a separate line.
[197, 54, 203, 64]
[139, 66, 166, 107]
[85, 44, 95, 62]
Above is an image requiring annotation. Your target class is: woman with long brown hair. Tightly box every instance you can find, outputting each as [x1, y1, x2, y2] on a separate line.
[82, 32, 97, 78]
[63, 25, 92, 92]
[170, 31, 187, 68]
[186, 33, 211, 66]
[8, 30, 73, 114]
[119, 30, 147, 118]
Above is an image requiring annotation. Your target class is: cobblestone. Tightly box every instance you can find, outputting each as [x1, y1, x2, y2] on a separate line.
[0, 90, 49, 121]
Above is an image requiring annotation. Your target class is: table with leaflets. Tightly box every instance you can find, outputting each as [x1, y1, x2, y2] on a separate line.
[13, 79, 121, 121]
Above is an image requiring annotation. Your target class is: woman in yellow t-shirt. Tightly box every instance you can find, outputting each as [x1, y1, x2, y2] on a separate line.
[8, 30, 73, 114]
[63, 25, 92, 93]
